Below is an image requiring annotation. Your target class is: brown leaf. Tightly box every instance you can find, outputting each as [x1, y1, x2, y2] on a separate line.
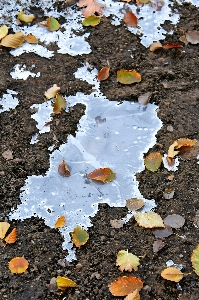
[149, 41, 163, 52]
[4, 228, 17, 244]
[24, 34, 38, 44]
[58, 160, 70, 177]
[123, 12, 138, 27]
[97, 67, 110, 81]
[138, 92, 152, 106]
[126, 198, 145, 211]
[186, 30, 199, 44]
[163, 43, 183, 49]
[153, 240, 166, 253]
[87, 167, 116, 183]
[1, 32, 24, 48]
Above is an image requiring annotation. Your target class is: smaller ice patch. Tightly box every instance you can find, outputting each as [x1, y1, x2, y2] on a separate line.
[163, 154, 180, 171]
[10, 64, 40, 80]
[10, 43, 54, 59]
[0, 90, 19, 113]
[166, 260, 183, 270]
[30, 101, 53, 134]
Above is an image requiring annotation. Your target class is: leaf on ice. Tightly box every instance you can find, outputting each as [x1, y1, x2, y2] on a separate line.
[0, 222, 10, 239]
[126, 198, 145, 211]
[44, 84, 60, 99]
[24, 34, 38, 44]
[46, 17, 60, 31]
[1, 32, 24, 48]
[97, 67, 110, 81]
[149, 41, 163, 52]
[71, 226, 89, 247]
[116, 250, 140, 272]
[163, 43, 183, 49]
[185, 30, 199, 44]
[164, 214, 185, 229]
[55, 216, 66, 228]
[191, 244, 199, 276]
[56, 276, 77, 290]
[9, 257, 29, 274]
[4, 228, 17, 244]
[87, 167, 116, 183]
[78, 0, 105, 17]
[124, 289, 140, 300]
[58, 160, 70, 177]
[109, 276, 143, 296]
[82, 15, 101, 27]
[18, 11, 35, 23]
[117, 70, 141, 84]
[144, 152, 162, 172]
[53, 93, 66, 114]
[0, 25, 8, 40]
[123, 12, 138, 27]
[161, 267, 183, 282]
[135, 212, 165, 228]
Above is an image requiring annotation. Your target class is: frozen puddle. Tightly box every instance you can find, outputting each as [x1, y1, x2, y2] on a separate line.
[10, 65, 162, 260]
[0, 90, 19, 113]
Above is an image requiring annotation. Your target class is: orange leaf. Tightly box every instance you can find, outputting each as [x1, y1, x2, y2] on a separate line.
[24, 34, 38, 44]
[71, 226, 89, 247]
[55, 216, 66, 228]
[9, 257, 29, 274]
[144, 152, 162, 172]
[0, 222, 10, 239]
[87, 167, 116, 183]
[56, 276, 77, 290]
[78, 0, 105, 17]
[123, 12, 138, 27]
[161, 267, 183, 282]
[163, 43, 183, 49]
[97, 67, 110, 81]
[5, 228, 17, 244]
[109, 276, 143, 296]
[53, 93, 66, 114]
[117, 70, 141, 84]
[168, 138, 197, 159]
[58, 160, 70, 177]
[1, 32, 24, 48]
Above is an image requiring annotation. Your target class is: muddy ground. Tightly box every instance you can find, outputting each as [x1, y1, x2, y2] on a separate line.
[0, 1, 199, 299]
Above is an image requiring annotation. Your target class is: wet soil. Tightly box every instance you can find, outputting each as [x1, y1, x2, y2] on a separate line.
[0, 1, 199, 299]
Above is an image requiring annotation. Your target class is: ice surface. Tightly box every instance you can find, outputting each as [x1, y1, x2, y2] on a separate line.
[0, 90, 19, 113]
[10, 64, 40, 80]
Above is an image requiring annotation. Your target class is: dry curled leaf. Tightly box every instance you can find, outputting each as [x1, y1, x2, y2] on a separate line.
[161, 267, 183, 282]
[97, 67, 110, 81]
[56, 276, 77, 290]
[144, 152, 162, 172]
[126, 198, 145, 211]
[58, 160, 70, 177]
[53, 93, 66, 114]
[9, 257, 29, 274]
[54, 216, 66, 228]
[116, 250, 140, 272]
[44, 84, 60, 99]
[149, 41, 163, 52]
[168, 138, 197, 159]
[109, 276, 143, 296]
[5, 228, 17, 244]
[1, 32, 24, 48]
[87, 167, 116, 183]
[163, 43, 183, 49]
[135, 212, 164, 228]
[123, 12, 138, 27]
[71, 226, 89, 247]
[0, 222, 10, 239]
[78, 0, 105, 17]
[18, 11, 35, 23]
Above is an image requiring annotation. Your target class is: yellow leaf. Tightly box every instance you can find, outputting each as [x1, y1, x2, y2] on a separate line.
[135, 212, 165, 228]
[144, 152, 162, 172]
[24, 34, 38, 44]
[191, 244, 199, 276]
[54, 216, 66, 228]
[4, 228, 17, 244]
[116, 250, 140, 272]
[46, 17, 60, 31]
[56, 276, 77, 290]
[44, 84, 60, 99]
[117, 70, 141, 84]
[0, 222, 10, 239]
[9, 257, 29, 274]
[18, 11, 35, 23]
[124, 289, 140, 300]
[161, 267, 183, 282]
[53, 93, 66, 114]
[168, 138, 197, 158]
[71, 226, 89, 247]
[1, 32, 24, 48]
[0, 25, 8, 40]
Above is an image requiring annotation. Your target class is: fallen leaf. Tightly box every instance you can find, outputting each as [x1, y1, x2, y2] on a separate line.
[116, 250, 140, 272]
[117, 70, 141, 84]
[78, 0, 105, 17]
[161, 267, 183, 282]
[144, 152, 162, 172]
[97, 67, 110, 81]
[56, 276, 77, 290]
[9, 257, 29, 274]
[123, 12, 138, 27]
[71, 226, 89, 247]
[153, 240, 166, 252]
[4, 228, 17, 244]
[164, 214, 185, 229]
[138, 92, 152, 106]
[137, 0, 151, 3]
[163, 43, 183, 49]
[24, 34, 38, 44]
[0, 25, 8, 40]
[87, 167, 116, 183]
[109, 276, 143, 296]
[44, 84, 60, 99]
[18, 11, 35, 23]
[82, 15, 101, 26]
[168, 138, 197, 159]
[150, 0, 165, 11]
[0, 222, 10, 239]
[149, 41, 163, 52]
[55, 216, 66, 228]
[1, 32, 24, 48]
[153, 225, 173, 238]
[163, 189, 175, 200]
[58, 160, 70, 177]
[110, 219, 124, 228]
[38, 20, 48, 28]
[186, 30, 199, 44]
[46, 17, 60, 31]
[124, 289, 140, 300]
[2, 149, 13, 160]
[53, 93, 66, 114]
[191, 244, 199, 276]
[135, 212, 165, 228]
[126, 198, 145, 211]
